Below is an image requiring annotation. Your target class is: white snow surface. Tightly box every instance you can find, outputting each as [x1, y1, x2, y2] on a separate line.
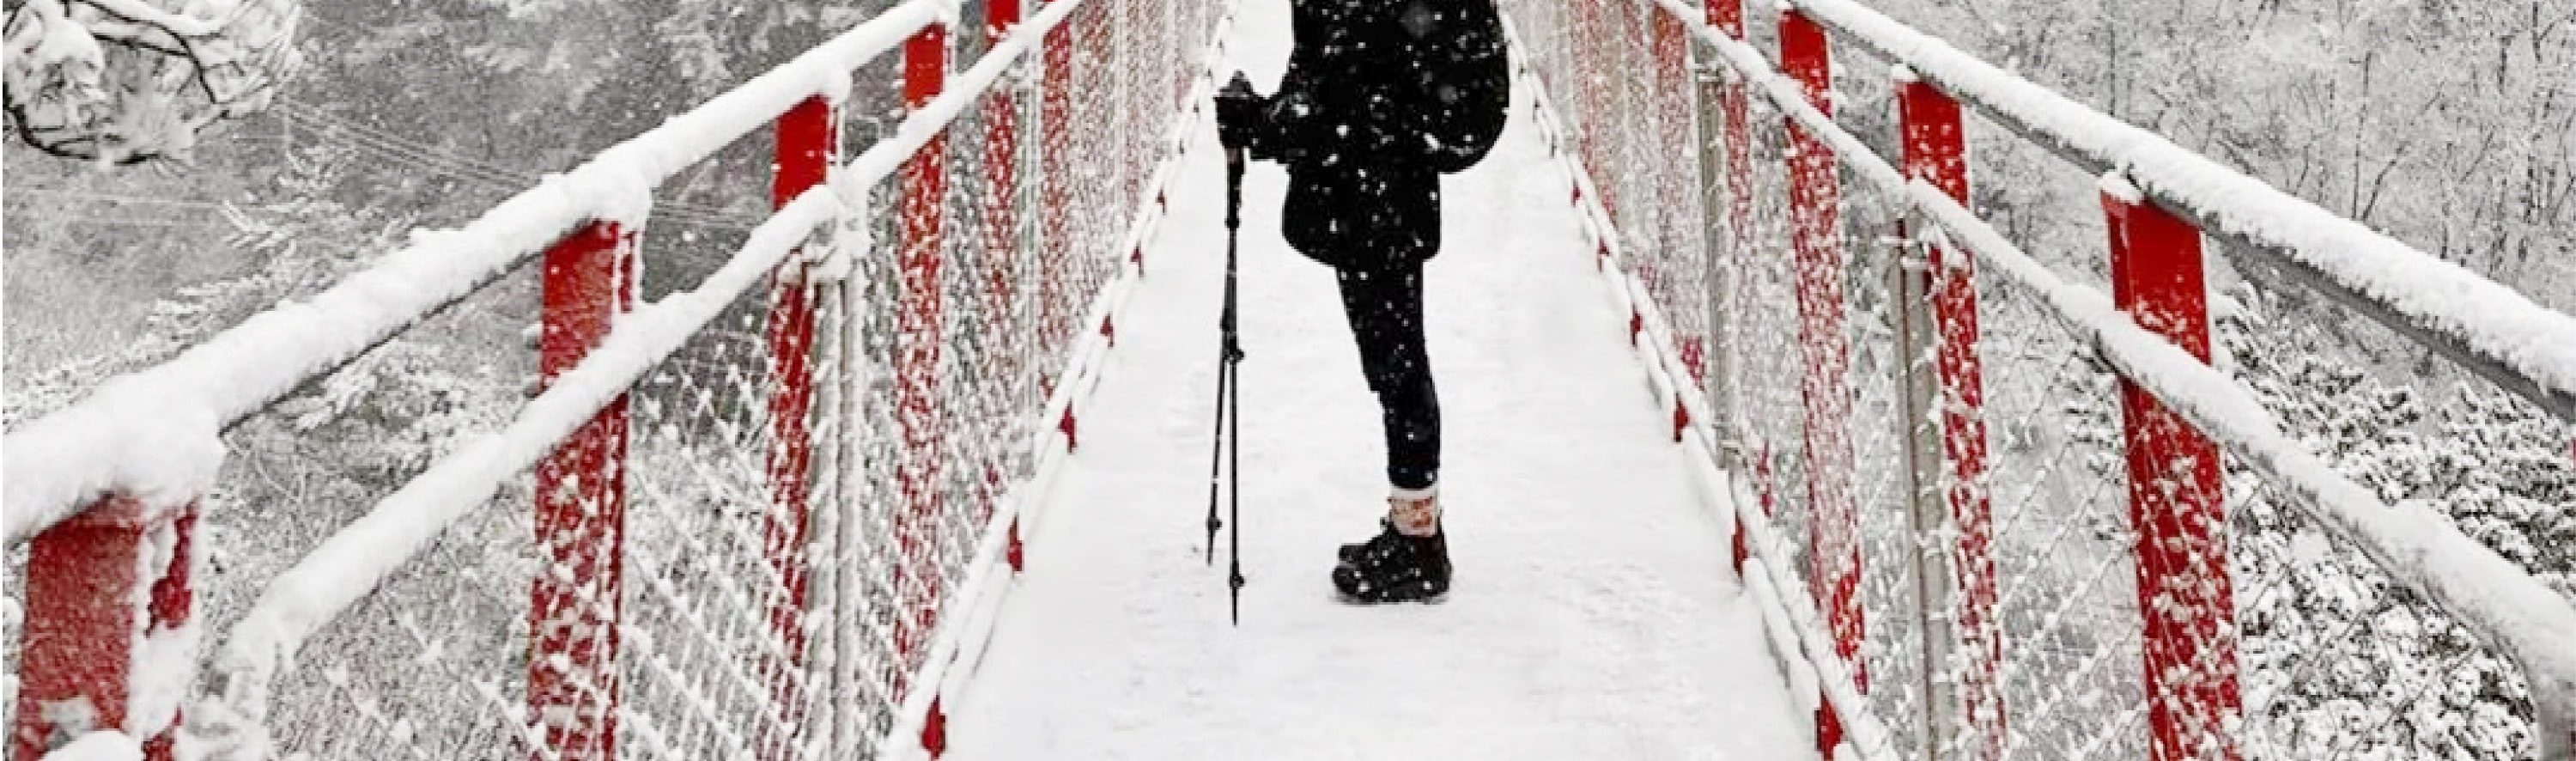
[39, 731, 141, 761]
[937, 6, 1813, 759]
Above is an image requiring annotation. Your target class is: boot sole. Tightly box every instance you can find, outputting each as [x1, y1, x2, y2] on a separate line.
[1331, 580, 1451, 606]
[1334, 590, 1449, 606]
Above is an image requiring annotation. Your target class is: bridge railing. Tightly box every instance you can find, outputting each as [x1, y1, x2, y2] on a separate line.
[1499, 0, 2576, 758]
[3, 0, 1222, 756]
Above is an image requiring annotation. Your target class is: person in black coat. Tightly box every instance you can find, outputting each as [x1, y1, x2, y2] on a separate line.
[1214, 0, 1508, 604]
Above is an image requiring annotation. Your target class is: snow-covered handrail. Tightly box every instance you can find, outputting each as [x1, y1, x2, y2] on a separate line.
[0, 1, 941, 546]
[1910, 174, 2576, 761]
[1784, 0, 2576, 423]
[200, 0, 1100, 734]
[1634, 0, 2576, 755]
[185, 0, 1225, 755]
[197, 192, 835, 743]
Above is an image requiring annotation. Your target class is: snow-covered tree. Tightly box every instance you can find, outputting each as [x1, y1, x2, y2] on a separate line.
[2218, 302, 2567, 761]
[3, 0, 305, 163]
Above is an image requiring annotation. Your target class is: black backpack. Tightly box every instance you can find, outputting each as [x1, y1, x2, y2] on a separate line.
[1392, 0, 1511, 174]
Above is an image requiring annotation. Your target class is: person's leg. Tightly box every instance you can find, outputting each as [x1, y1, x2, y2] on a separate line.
[1334, 262, 1442, 534]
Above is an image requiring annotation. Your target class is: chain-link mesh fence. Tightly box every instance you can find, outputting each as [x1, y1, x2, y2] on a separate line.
[103, 1, 1222, 758]
[1504, 0, 2576, 759]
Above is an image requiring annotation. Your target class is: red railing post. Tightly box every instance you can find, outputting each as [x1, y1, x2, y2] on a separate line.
[13, 496, 198, 761]
[1778, 8, 1865, 758]
[2101, 177, 2240, 761]
[894, 20, 950, 696]
[761, 93, 836, 758]
[529, 219, 636, 761]
[1899, 72, 2005, 761]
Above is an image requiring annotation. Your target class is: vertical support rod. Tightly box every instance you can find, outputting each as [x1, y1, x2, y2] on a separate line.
[1688, 17, 1727, 444]
[13, 496, 199, 761]
[762, 94, 835, 760]
[1888, 203, 1952, 759]
[2101, 177, 2239, 761]
[1595, 0, 1623, 242]
[1650, 9, 1704, 393]
[1899, 73, 2004, 761]
[1037, 0, 1075, 399]
[2535, 687, 2574, 761]
[1778, 9, 1864, 758]
[826, 265, 872, 752]
[894, 21, 951, 695]
[1113, 0, 1139, 221]
[530, 219, 636, 761]
[1707, 0, 1762, 578]
[1163, 0, 1182, 114]
[806, 271, 848, 753]
[1571, 0, 1599, 180]
[980, 0, 1024, 528]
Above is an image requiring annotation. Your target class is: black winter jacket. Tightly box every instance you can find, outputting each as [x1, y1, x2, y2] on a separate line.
[1265, 0, 1509, 270]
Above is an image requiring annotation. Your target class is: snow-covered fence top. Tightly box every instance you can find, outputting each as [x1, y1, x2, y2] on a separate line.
[1781, 0, 2576, 423]
[1639, 0, 2576, 755]
[0, 1, 944, 546]
[202, 0, 1105, 734]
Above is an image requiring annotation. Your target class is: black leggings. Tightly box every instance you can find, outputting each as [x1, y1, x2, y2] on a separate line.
[1334, 263, 1440, 491]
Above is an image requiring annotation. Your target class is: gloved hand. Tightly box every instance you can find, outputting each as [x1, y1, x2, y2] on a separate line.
[1259, 84, 1314, 163]
[1214, 71, 1267, 156]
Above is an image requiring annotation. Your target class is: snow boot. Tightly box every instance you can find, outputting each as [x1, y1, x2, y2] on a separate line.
[1333, 486, 1449, 603]
[1332, 520, 1450, 603]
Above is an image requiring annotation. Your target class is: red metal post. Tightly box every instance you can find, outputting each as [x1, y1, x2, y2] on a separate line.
[895, 21, 950, 690]
[530, 219, 636, 761]
[2102, 181, 2240, 761]
[13, 497, 197, 761]
[1899, 75, 2006, 761]
[757, 94, 835, 758]
[1778, 9, 1864, 758]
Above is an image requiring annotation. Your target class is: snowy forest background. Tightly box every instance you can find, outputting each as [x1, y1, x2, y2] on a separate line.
[4, 0, 2573, 758]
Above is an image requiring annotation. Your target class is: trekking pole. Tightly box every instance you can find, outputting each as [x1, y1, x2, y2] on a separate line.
[1205, 147, 1245, 568]
[1224, 147, 1247, 626]
[1203, 279, 1231, 568]
[1201, 146, 1249, 624]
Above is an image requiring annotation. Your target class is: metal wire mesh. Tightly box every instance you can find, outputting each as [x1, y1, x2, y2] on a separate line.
[182, 1, 1218, 757]
[2218, 294, 2575, 761]
[1504, 1, 2575, 759]
[1971, 271, 2146, 761]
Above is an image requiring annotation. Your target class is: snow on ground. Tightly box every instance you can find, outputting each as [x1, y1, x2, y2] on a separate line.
[937, 3, 1814, 758]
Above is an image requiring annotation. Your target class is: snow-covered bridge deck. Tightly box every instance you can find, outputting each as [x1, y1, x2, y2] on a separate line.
[16, 0, 2575, 755]
[939, 8, 1809, 758]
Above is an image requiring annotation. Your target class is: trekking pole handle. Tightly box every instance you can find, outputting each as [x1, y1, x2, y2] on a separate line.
[1224, 149, 1244, 230]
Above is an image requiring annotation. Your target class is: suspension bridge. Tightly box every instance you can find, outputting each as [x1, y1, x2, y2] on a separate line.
[6, 0, 2574, 759]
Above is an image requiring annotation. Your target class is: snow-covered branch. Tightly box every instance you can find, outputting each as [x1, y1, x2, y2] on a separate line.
[2, 0, 305, 163]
